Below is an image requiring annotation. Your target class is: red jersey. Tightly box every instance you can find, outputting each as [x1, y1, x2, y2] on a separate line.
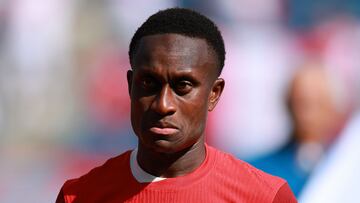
[56, 145, 297, 203]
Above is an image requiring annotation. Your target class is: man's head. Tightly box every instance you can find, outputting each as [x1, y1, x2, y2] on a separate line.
[127, 8, 225, 153]
[288, 63, 349, 145]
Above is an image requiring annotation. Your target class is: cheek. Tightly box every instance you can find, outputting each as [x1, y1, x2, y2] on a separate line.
[180, 93, 209, 132]
[130, 97, 151, 130]
[131, 93, 153, 112]
[130, 103, 140, 135]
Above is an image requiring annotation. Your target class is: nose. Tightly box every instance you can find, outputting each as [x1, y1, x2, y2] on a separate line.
[152, 85, 176, 115]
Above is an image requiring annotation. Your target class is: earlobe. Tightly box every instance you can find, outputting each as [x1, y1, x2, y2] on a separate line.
[127, 70, 133, 96]
[208, 78, 225, 111]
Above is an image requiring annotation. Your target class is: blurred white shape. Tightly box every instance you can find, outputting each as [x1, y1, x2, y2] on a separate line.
[219, 0, 282, 22]
[7, 0, 73, 73]
[4, 0, 75, 138]
[299, 110, 360, 203]
[107, 0, 176, 46]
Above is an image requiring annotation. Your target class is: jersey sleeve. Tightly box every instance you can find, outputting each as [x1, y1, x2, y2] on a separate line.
[55, 180, 78, 203]
[55, 187, 65, 203]
[272, 182, 297, 203]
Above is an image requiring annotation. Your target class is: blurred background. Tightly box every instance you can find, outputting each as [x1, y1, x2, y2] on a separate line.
[1, 0, 360, 202]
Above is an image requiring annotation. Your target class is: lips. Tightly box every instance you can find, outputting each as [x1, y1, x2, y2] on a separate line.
[149, 127, 179, 135]
[148, 122, 179, 135]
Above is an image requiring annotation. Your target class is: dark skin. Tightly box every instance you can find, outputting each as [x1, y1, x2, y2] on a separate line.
[127, 34, 224, 178]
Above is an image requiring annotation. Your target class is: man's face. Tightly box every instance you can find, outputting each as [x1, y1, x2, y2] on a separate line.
[127, 33, 224, 153]
[289, 67, 340, 143]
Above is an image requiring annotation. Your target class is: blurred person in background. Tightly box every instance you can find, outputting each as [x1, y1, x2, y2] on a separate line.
[56, 8, 296, 202]
[249, 62, 352, 196]
[295, 18, 360, 199]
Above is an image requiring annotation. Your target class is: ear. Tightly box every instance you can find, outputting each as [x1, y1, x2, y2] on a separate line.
[208, 78, 225, 111]
[127, 70, 133, 97]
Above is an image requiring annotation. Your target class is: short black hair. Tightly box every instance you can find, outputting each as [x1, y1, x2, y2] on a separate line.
[128, 8, 225, 75]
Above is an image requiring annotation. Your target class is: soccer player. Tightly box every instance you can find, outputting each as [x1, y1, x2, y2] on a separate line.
[56, 8, 297, 202]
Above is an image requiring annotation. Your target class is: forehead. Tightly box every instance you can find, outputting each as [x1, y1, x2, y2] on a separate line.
[133, 34, 217, 74]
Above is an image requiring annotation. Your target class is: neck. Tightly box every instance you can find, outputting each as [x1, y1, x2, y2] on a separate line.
[136, 139, 206, 178]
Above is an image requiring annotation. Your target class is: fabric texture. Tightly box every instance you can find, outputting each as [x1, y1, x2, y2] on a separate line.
[56, 145, 297, 203]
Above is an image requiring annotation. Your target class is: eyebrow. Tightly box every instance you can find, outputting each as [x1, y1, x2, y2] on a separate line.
[136, 68, 201, 85]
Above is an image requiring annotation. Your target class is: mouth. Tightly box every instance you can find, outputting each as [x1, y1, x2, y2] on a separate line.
[148, 122, 179, 136]
[149, 127, 179, 135]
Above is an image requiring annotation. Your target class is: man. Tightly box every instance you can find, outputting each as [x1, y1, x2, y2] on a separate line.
[250, 64, 351, 196]
[56, 8, 297, 202]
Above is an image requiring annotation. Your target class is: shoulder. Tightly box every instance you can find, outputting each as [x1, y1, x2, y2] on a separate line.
[58, 150, 132, 202]
[208, 146, 297, 202]
[210, 145, 284, 184]
[66, 150, 131, 187]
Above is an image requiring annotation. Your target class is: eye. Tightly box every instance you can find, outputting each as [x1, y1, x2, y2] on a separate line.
[141, 76, 158, 91]
[174, 80, 193, 95]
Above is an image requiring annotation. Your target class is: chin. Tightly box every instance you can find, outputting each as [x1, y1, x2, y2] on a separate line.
[149, 140, 180, 154]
